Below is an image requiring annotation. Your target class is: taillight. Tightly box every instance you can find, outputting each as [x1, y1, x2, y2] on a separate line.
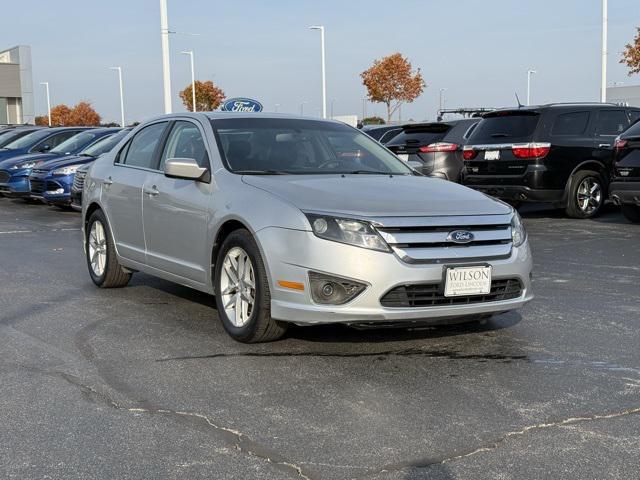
[419, 142, 458, 153]
[511, 142, 550, 159]
[614, 138, 628, 149]
[462, 146, 478, 160]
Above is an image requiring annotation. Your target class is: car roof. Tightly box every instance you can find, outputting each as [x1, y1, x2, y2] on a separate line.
[484, 103, 636, 117]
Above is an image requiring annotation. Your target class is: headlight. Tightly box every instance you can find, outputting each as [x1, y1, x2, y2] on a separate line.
[511, 211, 527, 247]
[11, 160, 43, 170]
[52, 165, 81, 176]
[305, 213, 390, 252]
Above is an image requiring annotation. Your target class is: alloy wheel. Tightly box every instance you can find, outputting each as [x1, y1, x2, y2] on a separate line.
[220, 247, 256, 327]
[88, 220, 107, 276]
[576, 177, 602, 215]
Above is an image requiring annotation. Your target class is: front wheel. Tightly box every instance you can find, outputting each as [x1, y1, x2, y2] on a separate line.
[214, 229, 287, 343]
[565, 171, 605, 219]
[86, 210, 132, 288]
[621, 205, 640, 223]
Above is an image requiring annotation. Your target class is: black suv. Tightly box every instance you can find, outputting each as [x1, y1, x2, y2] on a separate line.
[461, 104, 640, 218]
[610, 120, 640, 223]
[385, 119, 480, 181]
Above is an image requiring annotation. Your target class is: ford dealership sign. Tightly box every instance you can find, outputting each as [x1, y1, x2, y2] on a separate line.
[221, 98, 263, 113]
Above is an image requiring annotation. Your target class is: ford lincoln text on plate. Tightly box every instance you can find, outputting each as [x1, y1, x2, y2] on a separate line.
[82, 113, 533, 343]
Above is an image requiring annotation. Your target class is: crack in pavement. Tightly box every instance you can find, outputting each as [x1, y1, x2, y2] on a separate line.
[15, 366, 316, 480]
[360, 406, 640, 478]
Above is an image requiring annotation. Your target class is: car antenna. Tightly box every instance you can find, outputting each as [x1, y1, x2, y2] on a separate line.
[515, 92, 523, 108]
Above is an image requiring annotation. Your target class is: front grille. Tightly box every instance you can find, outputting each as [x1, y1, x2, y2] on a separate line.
[30, 178, 45, 195]
[73, 171, 86, 191]
[376, 214, 513, 264]
[0, 170, 9, 183]
[381, 279, 523, 308]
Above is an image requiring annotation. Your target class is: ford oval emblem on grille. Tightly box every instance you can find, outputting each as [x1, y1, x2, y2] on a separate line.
[447, 230, 474, 244]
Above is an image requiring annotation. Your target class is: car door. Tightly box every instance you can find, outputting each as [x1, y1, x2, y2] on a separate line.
[142, 119, 212, 284]
[593, 109, 630, 168]
[103, 121, 168, 264]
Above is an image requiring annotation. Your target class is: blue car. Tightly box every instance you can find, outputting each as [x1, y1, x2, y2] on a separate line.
[0, 128, 119, 197]
[30, 128, 130, 207]
[0, 127, 44, 148]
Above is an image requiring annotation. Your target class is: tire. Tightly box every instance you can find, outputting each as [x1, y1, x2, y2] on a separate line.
[214, 229, 287, 343]
[86, 209, 132, 288]
[621, 205, 640, 223]
[565, 170, 605, 219]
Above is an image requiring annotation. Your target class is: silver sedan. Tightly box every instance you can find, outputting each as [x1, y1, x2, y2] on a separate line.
[82, 113, 533, 342]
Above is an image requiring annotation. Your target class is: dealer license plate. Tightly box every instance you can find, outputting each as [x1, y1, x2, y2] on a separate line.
[484, 150, 500, 160]
[397, 154, 409, 162]
[444, 266, 492, 297]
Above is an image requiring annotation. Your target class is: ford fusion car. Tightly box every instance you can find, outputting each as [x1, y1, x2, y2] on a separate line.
[82, 113, 533, 343]
[0, 128, 119, 197]
[30, 128, 128, 207]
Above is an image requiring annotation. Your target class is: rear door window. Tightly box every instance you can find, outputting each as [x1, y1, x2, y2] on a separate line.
[551, 112, 590, 136]
[468, 112, 540, 144]
[595, 110, 629, 136]
[120, 122, 167, 169]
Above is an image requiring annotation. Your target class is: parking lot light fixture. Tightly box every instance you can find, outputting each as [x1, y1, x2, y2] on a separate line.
[601, 0, 608, 102]
[109, 67, 125, 127]
[40, 82, 51, 126]
[160, 0, 172, 114]
[309, 25, 326, 119]
[181, 50, 196, 112]
[526, 69, 537, 106]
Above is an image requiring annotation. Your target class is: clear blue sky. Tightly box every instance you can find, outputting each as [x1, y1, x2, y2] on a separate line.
[3, 0, 638, 123]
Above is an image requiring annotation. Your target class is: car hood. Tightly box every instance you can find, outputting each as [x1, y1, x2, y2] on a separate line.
[0, 148, 29, 164]
[0, 152, 61, 170]
[37, 155, 94, 171]
[242, 174, 511, 217]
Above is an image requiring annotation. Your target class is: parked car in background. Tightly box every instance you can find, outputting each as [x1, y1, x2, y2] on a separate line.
[461, 103, 640, 218]
[30, 128, 127, 208]
[82, 113, 532, 343]
[362, 124, 402, 143]
[0, 128, 118, 197]
[610, 120, 640, 223]
[0, 126, 44, 148]
[385, 119, 480, 181]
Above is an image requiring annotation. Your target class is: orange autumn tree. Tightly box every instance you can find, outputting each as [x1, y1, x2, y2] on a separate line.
[179, 80, 226, 111]
[361, 53, 425, 123]
[40, 102, 101, 126]
[620, 27, 640, 75]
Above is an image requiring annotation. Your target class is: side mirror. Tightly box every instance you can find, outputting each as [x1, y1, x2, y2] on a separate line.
[164, 157, 208, 181]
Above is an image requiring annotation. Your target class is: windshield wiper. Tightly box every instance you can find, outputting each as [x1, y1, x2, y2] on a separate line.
[235, 169, 288, 175]
[345, 170, 394, 175]
[79, 153, 95, 158]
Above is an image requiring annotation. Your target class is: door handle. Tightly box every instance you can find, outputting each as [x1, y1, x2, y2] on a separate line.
[144, 185, 160, 196]
[103, 177, 113, 185]
[598, 143, 611, 148]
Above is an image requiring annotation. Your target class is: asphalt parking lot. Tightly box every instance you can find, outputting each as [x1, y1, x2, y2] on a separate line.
[1, 198, 639, 480]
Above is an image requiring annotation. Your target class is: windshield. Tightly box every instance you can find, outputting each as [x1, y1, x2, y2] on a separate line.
[80, 130, 126, 157]
[0, 130, 26, 148]
[50, 131, 101, 154]
[2, 129, 52, 150]
[469, 112, 540, 144]
[212, 118, 412, 175]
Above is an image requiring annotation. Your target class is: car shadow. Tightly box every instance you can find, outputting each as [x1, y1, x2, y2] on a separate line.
[517, 202, 628, 224]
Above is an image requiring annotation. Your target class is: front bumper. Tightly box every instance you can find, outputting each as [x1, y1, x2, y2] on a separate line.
[256, 227, 533, 325]
[0, 173, 31, 197]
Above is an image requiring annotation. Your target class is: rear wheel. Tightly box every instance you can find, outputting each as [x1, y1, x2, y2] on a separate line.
[86, 209, 132, 288]
[565, 170, 604, 219]
[214, 229, 287, 343]
[621, 205, 640, 223]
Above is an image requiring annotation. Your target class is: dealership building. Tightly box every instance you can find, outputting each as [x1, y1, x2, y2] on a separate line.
[0, 46, 34, 125]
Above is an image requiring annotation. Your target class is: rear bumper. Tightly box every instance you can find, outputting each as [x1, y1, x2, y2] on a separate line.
[464, 184, 564, 203]
[610, 181, 640, 206]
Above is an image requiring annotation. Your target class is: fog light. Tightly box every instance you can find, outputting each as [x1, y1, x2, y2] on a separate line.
[46, 188, 65, 195]
[308, 271, 366, 305]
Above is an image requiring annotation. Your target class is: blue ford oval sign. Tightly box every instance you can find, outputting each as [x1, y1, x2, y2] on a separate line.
[447, 230, 475, 244]
[221, 98, 263, 113]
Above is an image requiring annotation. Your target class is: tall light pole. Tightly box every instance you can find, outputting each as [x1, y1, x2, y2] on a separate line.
[109, 67, 125, 127]
[40, 82, 51, 126]
[438, 88, 446, 119]
[601, 0, 608, 102]
[361, 97, 367, 120]
[526, 68, 537, 106]
[300, 101, 307, 116]
[330, 98, 336, 118]
[181, 50, 196, 112]
[309, 25, 326, 119]
[159, 0, 172, 114]
[274, 103, 280, 113]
